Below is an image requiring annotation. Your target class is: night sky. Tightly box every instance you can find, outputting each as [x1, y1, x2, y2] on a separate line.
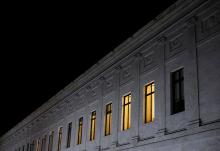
[1, 1, 177, 137]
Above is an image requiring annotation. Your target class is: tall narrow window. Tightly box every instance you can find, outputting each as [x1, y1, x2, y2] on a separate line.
[66, 122, 72, 148]
[36, 139, 40, 151]
[105, 103, 112, 136]
[122, 93, 131, 130]
[26, 143, 29, 151]
[144, 82, 155, 123]
[77, 117, 83, 145]
[30, 141, 34, 151]
[41, 135, 46, 151]
[57, 127, 62, 151]
[90, 111, 96, 141]
[48, 131, 54, 151]
[171, 68, 185, 114]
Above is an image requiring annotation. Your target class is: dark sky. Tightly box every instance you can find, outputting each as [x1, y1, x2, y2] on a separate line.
[0, 0, 177, 137]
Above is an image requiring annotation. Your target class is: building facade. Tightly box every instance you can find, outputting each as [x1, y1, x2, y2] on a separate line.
[1, 0, 220, 151]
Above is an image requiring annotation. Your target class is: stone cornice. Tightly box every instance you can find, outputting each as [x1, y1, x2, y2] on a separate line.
[0, 0, 209, 144]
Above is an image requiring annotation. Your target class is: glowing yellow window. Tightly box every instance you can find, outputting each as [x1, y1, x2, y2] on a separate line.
[105, 103, 112, 136]
[144, 82, 155, 123]
[77, 117, 83, 145]
[90, 111, 96, 141]
[122, 93, 131, 130]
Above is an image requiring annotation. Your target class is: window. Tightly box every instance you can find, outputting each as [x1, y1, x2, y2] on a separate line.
[105, 103, 112, 136]
[41, 135, 46, 151]
[90, 111, 96, 141]
[26, 143, 29, 151]
[66, 122, 72, 148]
[122, 93, 131, 130]
[48, 131, 54, 151]
[144, 82, 155, 123]
[77, 117, 83, 145]
[30, 141, 35, 151]
[36, 139, 40, 151]
[171, 68, 185, 114]
[57, 127, 62, 151]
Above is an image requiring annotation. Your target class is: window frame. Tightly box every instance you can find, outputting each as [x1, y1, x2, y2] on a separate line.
[104, 103, 112, 136]
[66, 122, 72, 148]
[171, 68, 185, 114]
[122, 93, 131, 131]
[57, 127, 62, 151]
[90, 111, 96, 141]
[144, 82, 155, 123]
[77, 117, 83, 145]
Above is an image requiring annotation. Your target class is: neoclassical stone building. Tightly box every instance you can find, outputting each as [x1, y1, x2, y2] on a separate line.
[1, 0, 220, 151]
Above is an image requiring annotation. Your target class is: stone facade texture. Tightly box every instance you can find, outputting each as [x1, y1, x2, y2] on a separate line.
[0, 0, 220, 151]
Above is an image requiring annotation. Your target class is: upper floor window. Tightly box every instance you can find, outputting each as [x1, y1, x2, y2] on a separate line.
[26, 143, 29, 151]
[66, 122, 72, 148]
[144, 82, 155, 123]
[171, 68, 185, 114]
[104, 103, 112, 136]
[41, 135, 46, 151]
[77, 117, 83, 145]
[48, 131, 54, 151]
[90, 111, 96, 141]
[57, 127, 62, 151]
[122, 93, 131, 130]
[36, 139, 40, 151]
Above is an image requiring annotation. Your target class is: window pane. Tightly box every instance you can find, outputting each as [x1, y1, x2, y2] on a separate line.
[171, 68, 185, 114]
[147, 95, 152, 123]
[152, 93, 155, 121]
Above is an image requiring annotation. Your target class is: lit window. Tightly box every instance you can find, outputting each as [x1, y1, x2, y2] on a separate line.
[104, 103, 112, 136]
[48, 131, 54, 151]
[66, 122, 72, 148]
[122, 93, 131, 130]
[77, 117, 83, 145]
[171, 68, 185, 114]
[90, 111, 96, 141]
[144, 82, 155, 123]
[36, 139, 40, 151]
[57, 127, 62, 151]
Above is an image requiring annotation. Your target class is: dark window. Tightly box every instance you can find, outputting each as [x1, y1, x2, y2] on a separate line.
[30, 141, 35, 151]
[48, 131, 54, 151]
[66, 122, 72, 148]
[26, 143, 29, 151]
[105, 103, 112, 136]
[90, 111, 96, 141]
[77, 117, 83, 145]
[57, 127, 62, 151]
[122, 93, 131, 130]
[41, 135, 46, 151]
[171, 68, 185, 114]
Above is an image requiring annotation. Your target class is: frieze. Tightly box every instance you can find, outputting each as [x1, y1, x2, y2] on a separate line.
[197, 1, 220, 41]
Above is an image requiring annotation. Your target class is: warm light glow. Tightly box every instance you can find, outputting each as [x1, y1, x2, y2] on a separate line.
[77, 118, 83, 145]
[122, 94, 131, 130]
[144, 82, 155, 123]
[90, 111, 96, 141]
[105, 103, 112, 136]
